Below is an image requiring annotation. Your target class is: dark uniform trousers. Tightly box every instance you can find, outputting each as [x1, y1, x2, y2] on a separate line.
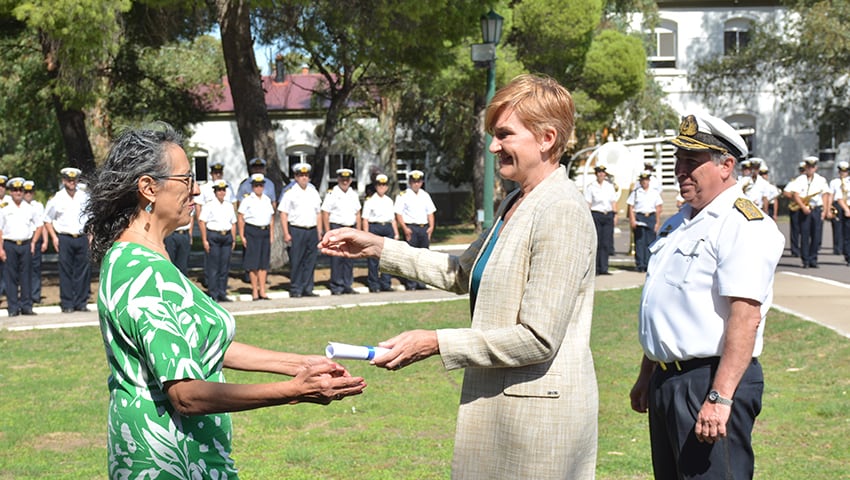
[367, 223, 393, 291]
[288, 224, 317, 296]
[799, 206, 823, 267]
[838, 204, 850, 264]
[165, 230, 191, 275]
[649, 357, 763, 480]
[58, 234, 91, 310]
[789, 209, 801, 257]
[634, 213, 656, 272]
[832, 201, 844, 256]
[592, 210, 614, 274]
[329, 222, 355, 293]
[31, 237, 43, 303]
[4, 239, 33, 314]
[402, 224, 430, 290]
[205, 230, 232, 300]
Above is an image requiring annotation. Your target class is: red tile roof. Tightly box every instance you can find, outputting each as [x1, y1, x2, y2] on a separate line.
[206, 71, 329, 113]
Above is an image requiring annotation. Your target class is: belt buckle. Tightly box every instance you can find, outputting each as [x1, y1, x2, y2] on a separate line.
[658, 360, 682, 371]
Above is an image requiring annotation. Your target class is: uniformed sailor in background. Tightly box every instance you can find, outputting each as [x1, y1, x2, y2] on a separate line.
[829, 161, 850, 263]
[361, 173, 398, 292]
[0, 175, 8, 299]
[585, 164, 619, 275]
[643, 160, 663, 194]
[195, 161, 236, 219]
[279, 162, 322, 298]
[198, 179, 237, 302]
[626, 171, 663, 273]
[237, 157, 276, 208]
[23, 180, 47, 304]
[43, 167, 91, 313]
[0, 177, 43, 316]
[758, 164, 780, 220]
[786, 156, 830, 268]
[237, 173, 275, 301]
[629, 113, 784, 479]
[322, 168, 361, 295]
[393, 169, 436, 290]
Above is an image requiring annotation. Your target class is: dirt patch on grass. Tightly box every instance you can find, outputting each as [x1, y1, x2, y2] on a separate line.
[30, 431, 102, 453]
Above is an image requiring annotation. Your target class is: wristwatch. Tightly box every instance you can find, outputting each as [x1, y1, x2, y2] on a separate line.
[707, 390, 734, 406]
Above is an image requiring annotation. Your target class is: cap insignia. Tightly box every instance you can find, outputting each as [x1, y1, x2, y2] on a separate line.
[680, 115, 698, 136]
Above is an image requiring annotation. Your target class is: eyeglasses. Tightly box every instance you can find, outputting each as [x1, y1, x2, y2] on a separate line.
[9, 187, 23, 192]
[158, 172, 195, 190]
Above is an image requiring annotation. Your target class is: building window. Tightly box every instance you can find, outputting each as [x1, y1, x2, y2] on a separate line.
[396, 151, 427, 190]
[648, 20, 677, 69]
[725, 114, 756, 156]
[327, 153, 356, 188]
[724, 18, 751, 55]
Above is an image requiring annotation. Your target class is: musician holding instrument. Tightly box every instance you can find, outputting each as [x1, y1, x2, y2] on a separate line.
[786, 156, 831, 268]
[829, 161, 850, 265]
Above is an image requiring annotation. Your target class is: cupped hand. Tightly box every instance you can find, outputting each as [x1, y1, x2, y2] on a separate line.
[290, 362, 366, 405]
[318, 227, 384, 259]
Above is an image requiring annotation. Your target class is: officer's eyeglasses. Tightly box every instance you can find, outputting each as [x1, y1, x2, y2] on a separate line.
[158, 172, 195, 190]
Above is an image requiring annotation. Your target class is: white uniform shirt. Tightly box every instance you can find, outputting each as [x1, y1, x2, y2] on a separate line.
[29, 200, 45, 237]
[762, 180, 780, 202]
[279, 184, 322, 227]
[43, 188, 89, 235]
[829, 176, 850, 202]
[786, 173, 830, 207]
[739, 175, 769, 208]
[321, 186, 361, 226]
[237, 193, 273, 227]
[626, 187, 663, 215]
[638, 186, 784, 363]
[394, 189, 436, 225]
[197, 180, 236, 205]
[0, 199, 43, 241]
[362, 193, 395, 223]
[199, 198, 236, 232]
[584, 180, 618, 213]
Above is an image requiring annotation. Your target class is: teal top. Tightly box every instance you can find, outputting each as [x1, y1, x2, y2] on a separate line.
[470, 218, 503, 311]
[98, 242, 239, 479]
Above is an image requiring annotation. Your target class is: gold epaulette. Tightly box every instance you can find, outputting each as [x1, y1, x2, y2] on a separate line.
[734, 198, 764, 221]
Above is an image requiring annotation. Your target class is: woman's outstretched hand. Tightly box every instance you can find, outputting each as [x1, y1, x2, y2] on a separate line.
[318, 227, 385, 259]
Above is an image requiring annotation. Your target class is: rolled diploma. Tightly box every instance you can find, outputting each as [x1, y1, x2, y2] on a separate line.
[326, 342, 390, 361]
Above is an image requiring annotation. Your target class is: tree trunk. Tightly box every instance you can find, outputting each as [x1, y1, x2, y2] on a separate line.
[39, 32, 96, 174]
[377, 94, 399, 194]
[471, 93, 486, 232]
[215, 0, 288, 268]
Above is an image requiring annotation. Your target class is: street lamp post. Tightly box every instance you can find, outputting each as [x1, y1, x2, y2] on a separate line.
[471, 9, 503, 229]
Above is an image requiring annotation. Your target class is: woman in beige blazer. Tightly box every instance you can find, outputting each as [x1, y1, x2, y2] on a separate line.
[320, 74, 598, 479]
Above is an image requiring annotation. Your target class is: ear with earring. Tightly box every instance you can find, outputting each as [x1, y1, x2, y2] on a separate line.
[145, 201, 154, 214]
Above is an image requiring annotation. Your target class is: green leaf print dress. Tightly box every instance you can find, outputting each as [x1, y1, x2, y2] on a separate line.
[98, 242, 239, 479]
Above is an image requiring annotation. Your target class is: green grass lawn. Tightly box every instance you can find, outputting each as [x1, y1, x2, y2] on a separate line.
[1, 290, 848, 479]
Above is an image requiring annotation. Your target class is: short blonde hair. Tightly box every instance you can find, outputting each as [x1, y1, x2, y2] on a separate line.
[484, 74, 575, 161]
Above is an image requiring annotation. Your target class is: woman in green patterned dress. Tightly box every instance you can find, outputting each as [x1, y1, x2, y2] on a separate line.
[84, 125, 367, 479]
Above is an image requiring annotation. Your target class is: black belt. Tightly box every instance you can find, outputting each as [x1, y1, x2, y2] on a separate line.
[637, 212, 656, 216]
[289, 224, 316, 230]
[59, 232, 83, 238]
[409, 223, 427, 227]
[657, 356, 720, 373]
[4, 238, 31, 246]
[370, 221, 392, 225]
[247, 224, 269, 230]
[174, 230, 190, 235]
[211, 230, 231, 235]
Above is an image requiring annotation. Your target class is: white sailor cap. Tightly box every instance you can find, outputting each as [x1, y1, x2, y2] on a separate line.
[23, 180, 35, 191]
[638, 170, 652, 180]
[375, 174, 389, 184]
[7, 177, 25, 189]
[250, 173, 265, 184]
[0, 175, 7, 186]
[670, 113, 749, 160]
[336, 168, 354, 178]
[292, 162, 312, 174]
[408, 170, 424, 180]
[61, 167, 82, 179]
[249, 157, 267, 167]
[803, 155, 818, 166]
[759, 164, 769, 174]
[838, 161, 849, 171]
[212, 179, 228, 189]
[594, 164, 607, 173]
[210, 161, 225, 171]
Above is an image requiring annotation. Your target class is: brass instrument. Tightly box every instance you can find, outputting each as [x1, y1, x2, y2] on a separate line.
[788, 193, 816, 212]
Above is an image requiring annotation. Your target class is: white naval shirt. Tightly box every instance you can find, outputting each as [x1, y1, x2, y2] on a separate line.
[829, 176, 850, 202]
[279, 184, 322, 227]
[362, 193, 395, 223]
[786, 173, 830, 207]
[237, 193, 273, 227]
[29, 200, 45, 237]
[638, 186, 784, 363]
[584, 180, 618, 213]
[199, 198, 237, 232]
[321, 186, 361, 226]
[43, 188, 89, 235]
[0, 199, 43, 241]
[626, 187, 663, 215]
[394, 188, 436, 225]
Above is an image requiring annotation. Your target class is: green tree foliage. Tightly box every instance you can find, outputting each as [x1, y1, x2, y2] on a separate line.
[573, 29, 646, 140]
[692, 1, 850, 145]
